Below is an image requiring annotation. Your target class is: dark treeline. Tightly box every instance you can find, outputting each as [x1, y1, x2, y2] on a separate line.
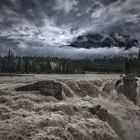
[125, 51, 140, 76]
[0, 50, 123, 74]
[0, 50, 84, 74]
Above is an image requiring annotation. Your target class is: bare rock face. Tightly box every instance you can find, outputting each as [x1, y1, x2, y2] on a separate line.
[15, 80, 100, 100]
[16, 80, 63, 100]
[88, 105, 108, 121]
[123, 75, 138, 104]
[115, 74, 138, 104]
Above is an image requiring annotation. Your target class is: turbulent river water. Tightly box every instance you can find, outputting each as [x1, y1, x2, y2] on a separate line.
[0, 74, 140, 140]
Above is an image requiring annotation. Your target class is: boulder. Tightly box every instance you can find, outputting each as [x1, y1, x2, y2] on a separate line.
[115, 74, 138, 104]
[15, 80, 63, 100]
[88, 105, 108, 120]
[123, 74, 138, 104]
[88, 105, 101, 115]
[97, 107, 108, 120]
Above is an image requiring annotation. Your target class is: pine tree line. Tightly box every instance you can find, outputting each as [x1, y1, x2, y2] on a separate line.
[0, 50, 84, 74]
[0, 50, 123, 74]
[125, 50, 140, 76]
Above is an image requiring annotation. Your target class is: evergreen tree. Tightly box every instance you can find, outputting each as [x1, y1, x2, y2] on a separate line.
[138, 50, 140, 60]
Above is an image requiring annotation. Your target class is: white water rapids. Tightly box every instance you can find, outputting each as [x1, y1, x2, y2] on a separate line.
[0, 74, 140, 140]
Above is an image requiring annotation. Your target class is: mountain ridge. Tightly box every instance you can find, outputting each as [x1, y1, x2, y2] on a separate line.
[69, 32, 139, 49]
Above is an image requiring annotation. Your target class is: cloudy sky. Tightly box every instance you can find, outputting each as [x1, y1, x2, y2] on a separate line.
[0, 0, 140, 58]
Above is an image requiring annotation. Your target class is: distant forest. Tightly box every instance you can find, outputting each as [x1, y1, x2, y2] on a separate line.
[125, 51, 140, 76]
[0, 50, 139, 75]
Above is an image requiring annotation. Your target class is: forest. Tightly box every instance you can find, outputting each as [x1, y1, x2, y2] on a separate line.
[125, 51, 140, 76]
[0, 50, 140, 75]
[0, 50, 123, 74]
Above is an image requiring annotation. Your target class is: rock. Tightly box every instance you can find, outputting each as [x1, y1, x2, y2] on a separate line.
[15, 80, 63, 100]
[115, 75, 125, 94]
[116, 83, 124, 94]
[88, 105, 101, 115]
[88, 105, 108, 120]
[123, 74, 138, 104]
[97, 107, 108, 120]
[115, 74, 138, 104]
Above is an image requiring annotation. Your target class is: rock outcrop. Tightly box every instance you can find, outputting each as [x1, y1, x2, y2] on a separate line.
[115, 74, 138, 104]
[88, 105, 108, 120]
[16, 80, 63, 100]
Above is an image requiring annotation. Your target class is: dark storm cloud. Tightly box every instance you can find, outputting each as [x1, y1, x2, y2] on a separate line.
[89, 0, 140, 37]
[0, 0, 44, 26]
[0, 0, 123, 27]
[0, 0, 139, 58]
[100, 0, 120, 6]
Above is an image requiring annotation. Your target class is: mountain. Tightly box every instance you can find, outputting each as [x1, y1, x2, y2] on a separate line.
[70, 32, 139, 49]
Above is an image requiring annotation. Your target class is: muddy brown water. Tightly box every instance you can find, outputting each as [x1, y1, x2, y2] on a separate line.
[0, 74, 140, 140]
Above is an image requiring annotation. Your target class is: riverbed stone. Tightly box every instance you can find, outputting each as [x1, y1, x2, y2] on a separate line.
[15, 80, 63, 100]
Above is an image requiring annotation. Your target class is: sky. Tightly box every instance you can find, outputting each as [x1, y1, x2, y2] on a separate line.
[0, 0, 140, 58]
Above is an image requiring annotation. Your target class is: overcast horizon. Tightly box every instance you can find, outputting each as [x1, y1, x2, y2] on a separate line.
[0, 0, 140, 58]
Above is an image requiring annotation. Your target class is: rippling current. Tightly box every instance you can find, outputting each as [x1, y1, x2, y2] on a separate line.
[0, 74, 140, 140]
